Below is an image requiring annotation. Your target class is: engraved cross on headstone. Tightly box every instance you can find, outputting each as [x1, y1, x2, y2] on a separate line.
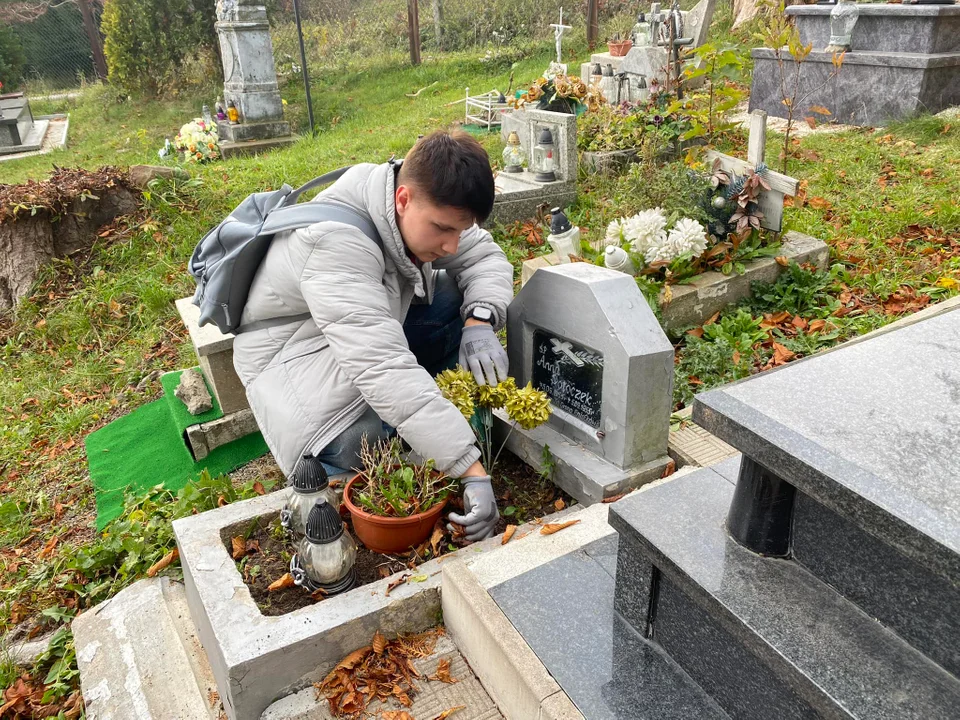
[550, 7, 572, 65]
[704, 109, 799, 233]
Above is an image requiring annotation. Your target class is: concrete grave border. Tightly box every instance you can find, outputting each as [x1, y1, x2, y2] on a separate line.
[522, 230, 829, 331]
[174, 489, 514, 720]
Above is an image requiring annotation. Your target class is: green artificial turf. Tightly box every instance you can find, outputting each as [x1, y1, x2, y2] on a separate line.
[85, 368, 268, 529]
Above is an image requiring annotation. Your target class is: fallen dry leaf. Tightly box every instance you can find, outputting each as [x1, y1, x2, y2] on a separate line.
[37, 535, 59, 559]
[231, 536, 246, 560]
[661, 459, 677, 479]
[433, 707, 466, 720]
[772, 342, 796, 365]
[808, 319, 827, 333]
[602, 492, 627, 504]
[253, 481, 266, 495]
[540, 519, 581, 535]
[554, 498, 566, 512]
[385, 573, 411, 597]
[207, 689, 219, 708]
[310, 587, 328, 601]
[382, 712, 415, 720]
[428, 657, 458, 684]
[146, 548, 179, 577]
[429, 523, 444, 557]
[775, 256, 789, 267]
[268, 572, 296, 592]
[373, 630, 388, 656]
[502, 525, 518, 545]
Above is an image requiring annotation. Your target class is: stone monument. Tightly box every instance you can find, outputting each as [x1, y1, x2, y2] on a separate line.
[750, 4, 960, 126]
[491, 108, 578, 225]
[580, 0, 718, 101]
[494, 263, 674, 503]
[0, 92, 48, 156]
[215, 0, 296, 157]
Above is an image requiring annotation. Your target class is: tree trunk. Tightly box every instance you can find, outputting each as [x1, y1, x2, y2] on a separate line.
[586, 0, 599, 51]
[77, 0, 108, 79]
[408, 0, 422, 66]
[431, 0, 443, 50]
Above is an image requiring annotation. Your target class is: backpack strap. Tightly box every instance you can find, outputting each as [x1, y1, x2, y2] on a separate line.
[235, 201, 384, 335]
[283, 167, 353, 206]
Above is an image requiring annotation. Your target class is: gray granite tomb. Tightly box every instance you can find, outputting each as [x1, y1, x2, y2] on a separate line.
[750, 4, 960, 126]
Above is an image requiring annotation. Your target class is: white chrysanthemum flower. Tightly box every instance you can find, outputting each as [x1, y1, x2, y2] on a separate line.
[622, 208, 667, 255]
[604, 219, 627, 247]
[645, 218, 708, 265]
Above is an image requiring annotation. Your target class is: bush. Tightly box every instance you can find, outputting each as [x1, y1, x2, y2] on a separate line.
[101, 0, 220, 96]
[0, 23, 26, 91]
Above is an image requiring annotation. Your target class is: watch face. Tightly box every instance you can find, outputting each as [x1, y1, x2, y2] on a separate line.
[472, 307, 493, 321]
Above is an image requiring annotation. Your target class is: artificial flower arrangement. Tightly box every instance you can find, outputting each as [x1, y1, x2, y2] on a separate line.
[605, 209, 709, 267]
[511, 62, 605, 114]
[165, 118, 220, 164]
[435, 367, 551, 471]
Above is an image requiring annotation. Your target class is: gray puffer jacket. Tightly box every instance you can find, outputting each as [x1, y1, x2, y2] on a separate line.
[232, 162, 514, 478]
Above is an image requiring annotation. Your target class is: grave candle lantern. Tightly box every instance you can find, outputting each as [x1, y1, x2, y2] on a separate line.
[501, 131, 526, 173]
[281, 455, 338, 538]
[227, 100, 240, 124]
[590, 62, 603, 90]
[290, 499, 358, 595]
[532, 127, 557, 182]
[827, 0, 859, 53]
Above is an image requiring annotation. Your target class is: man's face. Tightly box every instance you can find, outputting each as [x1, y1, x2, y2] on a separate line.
[395, 183, 475, 263]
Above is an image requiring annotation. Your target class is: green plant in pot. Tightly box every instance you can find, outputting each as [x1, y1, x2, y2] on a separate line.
[342, 436, 458, 554]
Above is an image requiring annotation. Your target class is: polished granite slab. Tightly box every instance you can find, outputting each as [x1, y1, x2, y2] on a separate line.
[693, 309, 960, 585]
[609, 469, 960, 719]
[488, 536, 726, 720]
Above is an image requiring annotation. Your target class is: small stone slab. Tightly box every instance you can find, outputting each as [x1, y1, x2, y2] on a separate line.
[609, 468, 960, 719]
[73, 577, 222, 720]
[186, 408, 260, 460]
[176, 296, 235, 358]
[177, 367, 214, 415]
[693, 309, 960, 586]
[220, 135, 298, 159]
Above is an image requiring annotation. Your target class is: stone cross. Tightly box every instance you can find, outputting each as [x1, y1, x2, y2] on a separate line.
[550, 7, 572, 65]
[704, 109, 799, 233]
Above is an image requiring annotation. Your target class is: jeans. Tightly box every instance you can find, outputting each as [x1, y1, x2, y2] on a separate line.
[315, 270, 463, 476]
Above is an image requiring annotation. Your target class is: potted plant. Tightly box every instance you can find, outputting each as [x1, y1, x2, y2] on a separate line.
[343, 436, 458, 554]
[607, 17, 635, 57]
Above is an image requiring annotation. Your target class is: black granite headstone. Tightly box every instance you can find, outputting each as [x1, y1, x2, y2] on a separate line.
[531, 328, 604, 429]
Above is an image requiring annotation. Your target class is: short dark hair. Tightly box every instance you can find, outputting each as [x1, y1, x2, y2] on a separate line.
[399, 130, 495, 224]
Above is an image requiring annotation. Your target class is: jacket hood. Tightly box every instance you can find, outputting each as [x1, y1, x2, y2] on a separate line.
[317, 162, 425, 297]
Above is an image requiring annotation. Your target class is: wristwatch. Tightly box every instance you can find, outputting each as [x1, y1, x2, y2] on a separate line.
[469, 306, 494, 324]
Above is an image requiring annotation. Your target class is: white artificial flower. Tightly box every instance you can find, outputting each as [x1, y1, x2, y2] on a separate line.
[645, 218, 708, 265]
[604, 219, 627, 247]
[623, 208, 668, 256]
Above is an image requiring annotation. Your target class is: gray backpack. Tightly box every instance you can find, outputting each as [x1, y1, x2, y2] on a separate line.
[188, 167, 382, 334]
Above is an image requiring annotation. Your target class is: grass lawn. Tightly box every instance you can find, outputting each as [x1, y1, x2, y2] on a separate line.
[1, 14, 959, 713]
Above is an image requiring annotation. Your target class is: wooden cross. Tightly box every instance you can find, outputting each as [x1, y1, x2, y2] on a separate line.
[704, 110, 799, 233]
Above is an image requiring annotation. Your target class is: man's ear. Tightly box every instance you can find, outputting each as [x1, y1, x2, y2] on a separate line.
[395, 184, 412, 218]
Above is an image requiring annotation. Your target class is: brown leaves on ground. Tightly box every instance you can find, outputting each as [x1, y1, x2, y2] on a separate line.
[540, 519, 581, 535]
[231, 536, 261, 560]
[146, 548, 179, 577]
[1, 675, 83, 719]
[502, 525, 517, 545]
[432, 708, 466, 720]
[428, 657, 458, 684]
[316, 629, 442, 718]
[268, 573, 296, 592]
[771, 342, 796, 367]
[553, 498, 565, 512]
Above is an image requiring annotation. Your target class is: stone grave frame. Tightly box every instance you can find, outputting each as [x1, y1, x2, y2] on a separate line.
[490, 107, 578, 226]
[495, 263, 674, 503]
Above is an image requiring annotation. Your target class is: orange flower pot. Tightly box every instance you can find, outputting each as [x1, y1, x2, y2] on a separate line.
[343, 475, 449, 555]
[607, 40, 633, 57]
